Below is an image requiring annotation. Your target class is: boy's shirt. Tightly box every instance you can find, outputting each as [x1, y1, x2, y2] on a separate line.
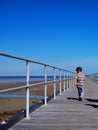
[76, 72, 85, 86]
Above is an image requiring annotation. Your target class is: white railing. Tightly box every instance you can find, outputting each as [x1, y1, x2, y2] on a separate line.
[0, 52, 75, 118]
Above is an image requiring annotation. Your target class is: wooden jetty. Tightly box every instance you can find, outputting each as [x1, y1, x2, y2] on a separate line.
[9, 77, 98, 130]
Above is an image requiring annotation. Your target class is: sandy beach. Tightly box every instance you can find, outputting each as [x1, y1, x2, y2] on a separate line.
[0, 81, 64, 123]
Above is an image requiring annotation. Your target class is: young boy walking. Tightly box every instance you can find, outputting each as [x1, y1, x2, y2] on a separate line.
[74, 67, 85, 101]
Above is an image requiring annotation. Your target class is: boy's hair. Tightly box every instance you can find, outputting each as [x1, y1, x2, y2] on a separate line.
[75, 66, 82, 72]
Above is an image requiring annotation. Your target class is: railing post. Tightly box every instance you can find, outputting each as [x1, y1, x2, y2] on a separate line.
[71, 73, 73, 87]
[63, 70, 66, 92]
[59, 69, 62, 94]
[70, 72, 72, 87]
[69, 73, 71, 88]
[44, 65, 47, 105]
[26, 61, 30, 118]
[53, 68, 56, 99]
[73, 73, 76, 86]
[67, 71, 69, 89]
[72, 73, 74, 86]
[69, 72, 70, 88]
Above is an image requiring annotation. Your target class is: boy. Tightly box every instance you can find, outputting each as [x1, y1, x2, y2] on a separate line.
[74, 67, 85, 101]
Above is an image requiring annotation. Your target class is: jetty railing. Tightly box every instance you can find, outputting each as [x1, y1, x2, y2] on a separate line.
[87, 73, 98, 83]
[0, 52, 76, 118]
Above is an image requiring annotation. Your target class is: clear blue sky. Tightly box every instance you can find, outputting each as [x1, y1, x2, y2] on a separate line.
[0, 0, 98, 75]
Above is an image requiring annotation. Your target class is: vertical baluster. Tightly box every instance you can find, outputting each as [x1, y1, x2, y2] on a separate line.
[66, 71, 69, 89]
[53, 68, 56, 99]
[44, 65, 47, 105]
[63, 70, 66, 91]
[26, 61, 30, 118]
[59, 69, 62, 94]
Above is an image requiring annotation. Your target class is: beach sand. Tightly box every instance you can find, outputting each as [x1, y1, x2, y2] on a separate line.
[0, 81, 64, 123]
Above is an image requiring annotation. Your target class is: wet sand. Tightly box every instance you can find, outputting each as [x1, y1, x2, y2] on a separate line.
[0, 81, 63, 123]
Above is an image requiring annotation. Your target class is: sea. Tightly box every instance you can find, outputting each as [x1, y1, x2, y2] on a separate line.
[0, 76, 64, 84]
[0, 76, 65, 99]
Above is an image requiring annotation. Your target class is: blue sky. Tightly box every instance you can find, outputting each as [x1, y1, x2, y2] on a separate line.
[0, 0, 98, 75]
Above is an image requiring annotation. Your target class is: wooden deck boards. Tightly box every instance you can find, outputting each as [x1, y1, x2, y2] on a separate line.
[9, 77, 98, 130]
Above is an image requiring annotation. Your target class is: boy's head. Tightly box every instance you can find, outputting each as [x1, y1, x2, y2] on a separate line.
[75, 66, 82, 73]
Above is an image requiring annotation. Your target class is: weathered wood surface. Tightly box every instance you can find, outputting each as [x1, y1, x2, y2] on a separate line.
[9, 77, 98, 130]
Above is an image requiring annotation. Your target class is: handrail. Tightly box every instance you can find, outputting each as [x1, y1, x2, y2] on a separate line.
[0, 52, 75, 73]
[0, 52, 76, 118]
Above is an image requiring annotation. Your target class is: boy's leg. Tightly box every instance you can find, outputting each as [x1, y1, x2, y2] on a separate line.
[79, 87, 84, 101]
[81, 87, 84, 98]
[77, 87, 84, 101]
[77, 87, 81, 99]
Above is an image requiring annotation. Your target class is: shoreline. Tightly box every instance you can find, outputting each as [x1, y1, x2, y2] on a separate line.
[0, 81, 63, 123]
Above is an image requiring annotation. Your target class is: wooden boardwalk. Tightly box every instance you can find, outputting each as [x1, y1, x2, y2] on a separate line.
[9, 77, 98, 130]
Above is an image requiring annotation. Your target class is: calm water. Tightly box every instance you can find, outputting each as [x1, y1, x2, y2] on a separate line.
[0, 76, 44, 84]
[0, 94, 45, 99]
[0, 76, 65, 84]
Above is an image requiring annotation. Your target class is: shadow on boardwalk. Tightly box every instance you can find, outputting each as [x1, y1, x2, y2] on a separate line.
[84, 98, 98, 109]
[67, 97, 78, 101]
[85, 98, 98, 102]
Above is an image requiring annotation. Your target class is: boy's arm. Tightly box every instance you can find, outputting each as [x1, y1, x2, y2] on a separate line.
[74, 78, 77, 86]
